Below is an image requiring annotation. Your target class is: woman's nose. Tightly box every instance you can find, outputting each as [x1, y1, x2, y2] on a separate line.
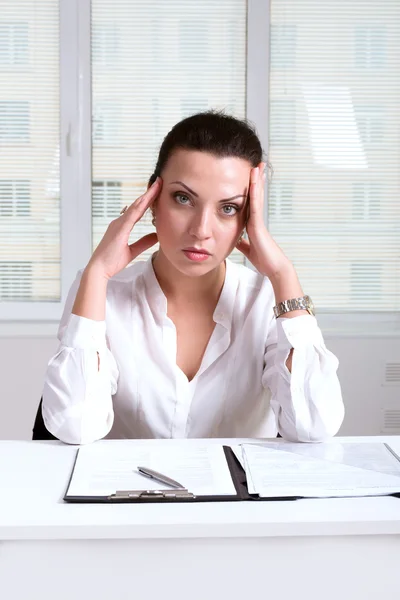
[188, 209, 213, 239]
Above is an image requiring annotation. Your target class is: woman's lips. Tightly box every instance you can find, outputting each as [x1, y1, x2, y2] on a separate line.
[182, 249, 210, 262]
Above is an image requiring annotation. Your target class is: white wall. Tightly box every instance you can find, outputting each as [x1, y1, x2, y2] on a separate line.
[0, 336, 58, 439]
[1, 334, 399, 440]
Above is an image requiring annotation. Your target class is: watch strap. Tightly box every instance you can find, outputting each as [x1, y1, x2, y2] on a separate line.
[273, 295, 314, 318]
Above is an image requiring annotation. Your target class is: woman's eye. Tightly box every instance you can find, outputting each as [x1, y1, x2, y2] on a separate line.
[221, 204, 238, 216]
[174, 193, 190, 205]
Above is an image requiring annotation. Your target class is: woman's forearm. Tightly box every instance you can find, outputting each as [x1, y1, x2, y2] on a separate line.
[269, 264, 308, 320]
[72, 266, 109, 321]
[269, 265, 309, 372]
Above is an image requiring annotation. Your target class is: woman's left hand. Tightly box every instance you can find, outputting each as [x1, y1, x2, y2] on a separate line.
[236, 163, 293, 279]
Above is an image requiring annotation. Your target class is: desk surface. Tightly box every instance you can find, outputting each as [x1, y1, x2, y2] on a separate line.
[1, 436, 400, 541]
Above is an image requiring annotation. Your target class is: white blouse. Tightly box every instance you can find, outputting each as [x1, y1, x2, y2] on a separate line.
[42, 256, 345, 445]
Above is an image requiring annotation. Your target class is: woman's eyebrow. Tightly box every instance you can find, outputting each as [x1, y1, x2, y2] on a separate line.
[169, 180, 247, 202]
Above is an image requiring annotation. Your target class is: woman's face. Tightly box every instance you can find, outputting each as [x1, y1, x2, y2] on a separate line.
[154, 149, 251, 276]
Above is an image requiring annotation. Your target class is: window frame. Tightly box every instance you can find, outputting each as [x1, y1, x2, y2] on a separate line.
[0, 0, 399, 339]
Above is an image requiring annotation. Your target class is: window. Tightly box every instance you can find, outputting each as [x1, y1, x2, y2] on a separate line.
[0, 22, 29, 66]
[268, 181, 293, 219]
[0, 261, 32, 301]
[351, 263, 381, 306]
[2, 0, 398, 329]
[352, 183, 381, 220]
[1, 0, 246, 321]
[0, 1, 59, 318]
[93, 103, 121, 144]
[269, 100, 296, 146]
[355, 105, 385, 145]
[92, 23, 119, 67]
[269, 1, 399, 315]
[91, 0, 247, 267]
[0, 180, 30, 217]
[270, 24, 296, 69]
[179, 20, 208, 64]
[0, 101, 30, 141]
[181, 98, 208, 119]
[354, 26, 387, 69]
[92, 181, 122, 219]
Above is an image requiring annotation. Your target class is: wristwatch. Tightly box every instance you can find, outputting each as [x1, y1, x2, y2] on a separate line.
[273, 295, 315, 318]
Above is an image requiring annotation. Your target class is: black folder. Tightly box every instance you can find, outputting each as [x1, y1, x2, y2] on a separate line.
[64, 445, 300, 504]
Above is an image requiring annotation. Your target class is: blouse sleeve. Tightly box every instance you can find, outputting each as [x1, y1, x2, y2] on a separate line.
[42, 270, 119, 445]
[262, 313, 345, 442]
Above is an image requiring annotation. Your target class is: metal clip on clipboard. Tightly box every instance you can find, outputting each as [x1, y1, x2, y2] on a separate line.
[109, 489, 195, 500]
[108, 466, 197, 500]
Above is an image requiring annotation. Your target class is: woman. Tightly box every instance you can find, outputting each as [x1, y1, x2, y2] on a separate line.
[42, 111, 344, 445]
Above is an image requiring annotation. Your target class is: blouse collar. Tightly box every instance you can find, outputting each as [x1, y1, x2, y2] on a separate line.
[142, 254, 239, 330]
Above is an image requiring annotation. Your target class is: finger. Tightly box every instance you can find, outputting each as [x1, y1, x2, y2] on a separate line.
[249, 166, 265, 220]
[124, 178, 162, 223]
[236, 237, 251, 258]
[245, 168, 258, 224]
[259, 163, 266, 197]
[128, 232, 158, 260]
[130, 177, 161, 212]
[248, 167, 260, 218]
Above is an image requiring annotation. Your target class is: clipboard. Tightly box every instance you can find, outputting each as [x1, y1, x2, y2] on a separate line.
[63, 444, 400, 504]
[63, 446, 300, 504]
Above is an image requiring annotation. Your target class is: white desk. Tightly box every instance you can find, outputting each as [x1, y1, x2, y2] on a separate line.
[1, 436, 400, 600]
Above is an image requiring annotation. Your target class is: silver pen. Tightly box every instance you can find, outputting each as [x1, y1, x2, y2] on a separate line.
[137, 466, 186, 489]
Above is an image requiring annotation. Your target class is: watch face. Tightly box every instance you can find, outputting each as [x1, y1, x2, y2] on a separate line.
[307, 298, 315, 315]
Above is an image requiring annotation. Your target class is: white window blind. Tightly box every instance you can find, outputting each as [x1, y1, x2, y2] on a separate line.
[91, 0, 247, 265]
[0, 1, 59, 303]
[0, 22, 29, 66]
[268, 1, 400, 312]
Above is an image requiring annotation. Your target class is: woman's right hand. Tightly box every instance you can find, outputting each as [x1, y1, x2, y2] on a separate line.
[86, 177, 162, 280]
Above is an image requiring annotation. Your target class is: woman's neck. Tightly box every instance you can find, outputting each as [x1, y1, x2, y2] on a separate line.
[152, 249, 226, 306]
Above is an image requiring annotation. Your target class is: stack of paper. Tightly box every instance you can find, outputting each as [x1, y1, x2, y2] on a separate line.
[241, 442, 400, 498]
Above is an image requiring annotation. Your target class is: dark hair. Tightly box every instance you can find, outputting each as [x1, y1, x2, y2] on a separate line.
[148, 109, 266, 186]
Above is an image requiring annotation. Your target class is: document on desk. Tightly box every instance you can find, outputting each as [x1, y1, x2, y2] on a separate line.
[66, 441, 237, 498]
[241, 442, 400, 498]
